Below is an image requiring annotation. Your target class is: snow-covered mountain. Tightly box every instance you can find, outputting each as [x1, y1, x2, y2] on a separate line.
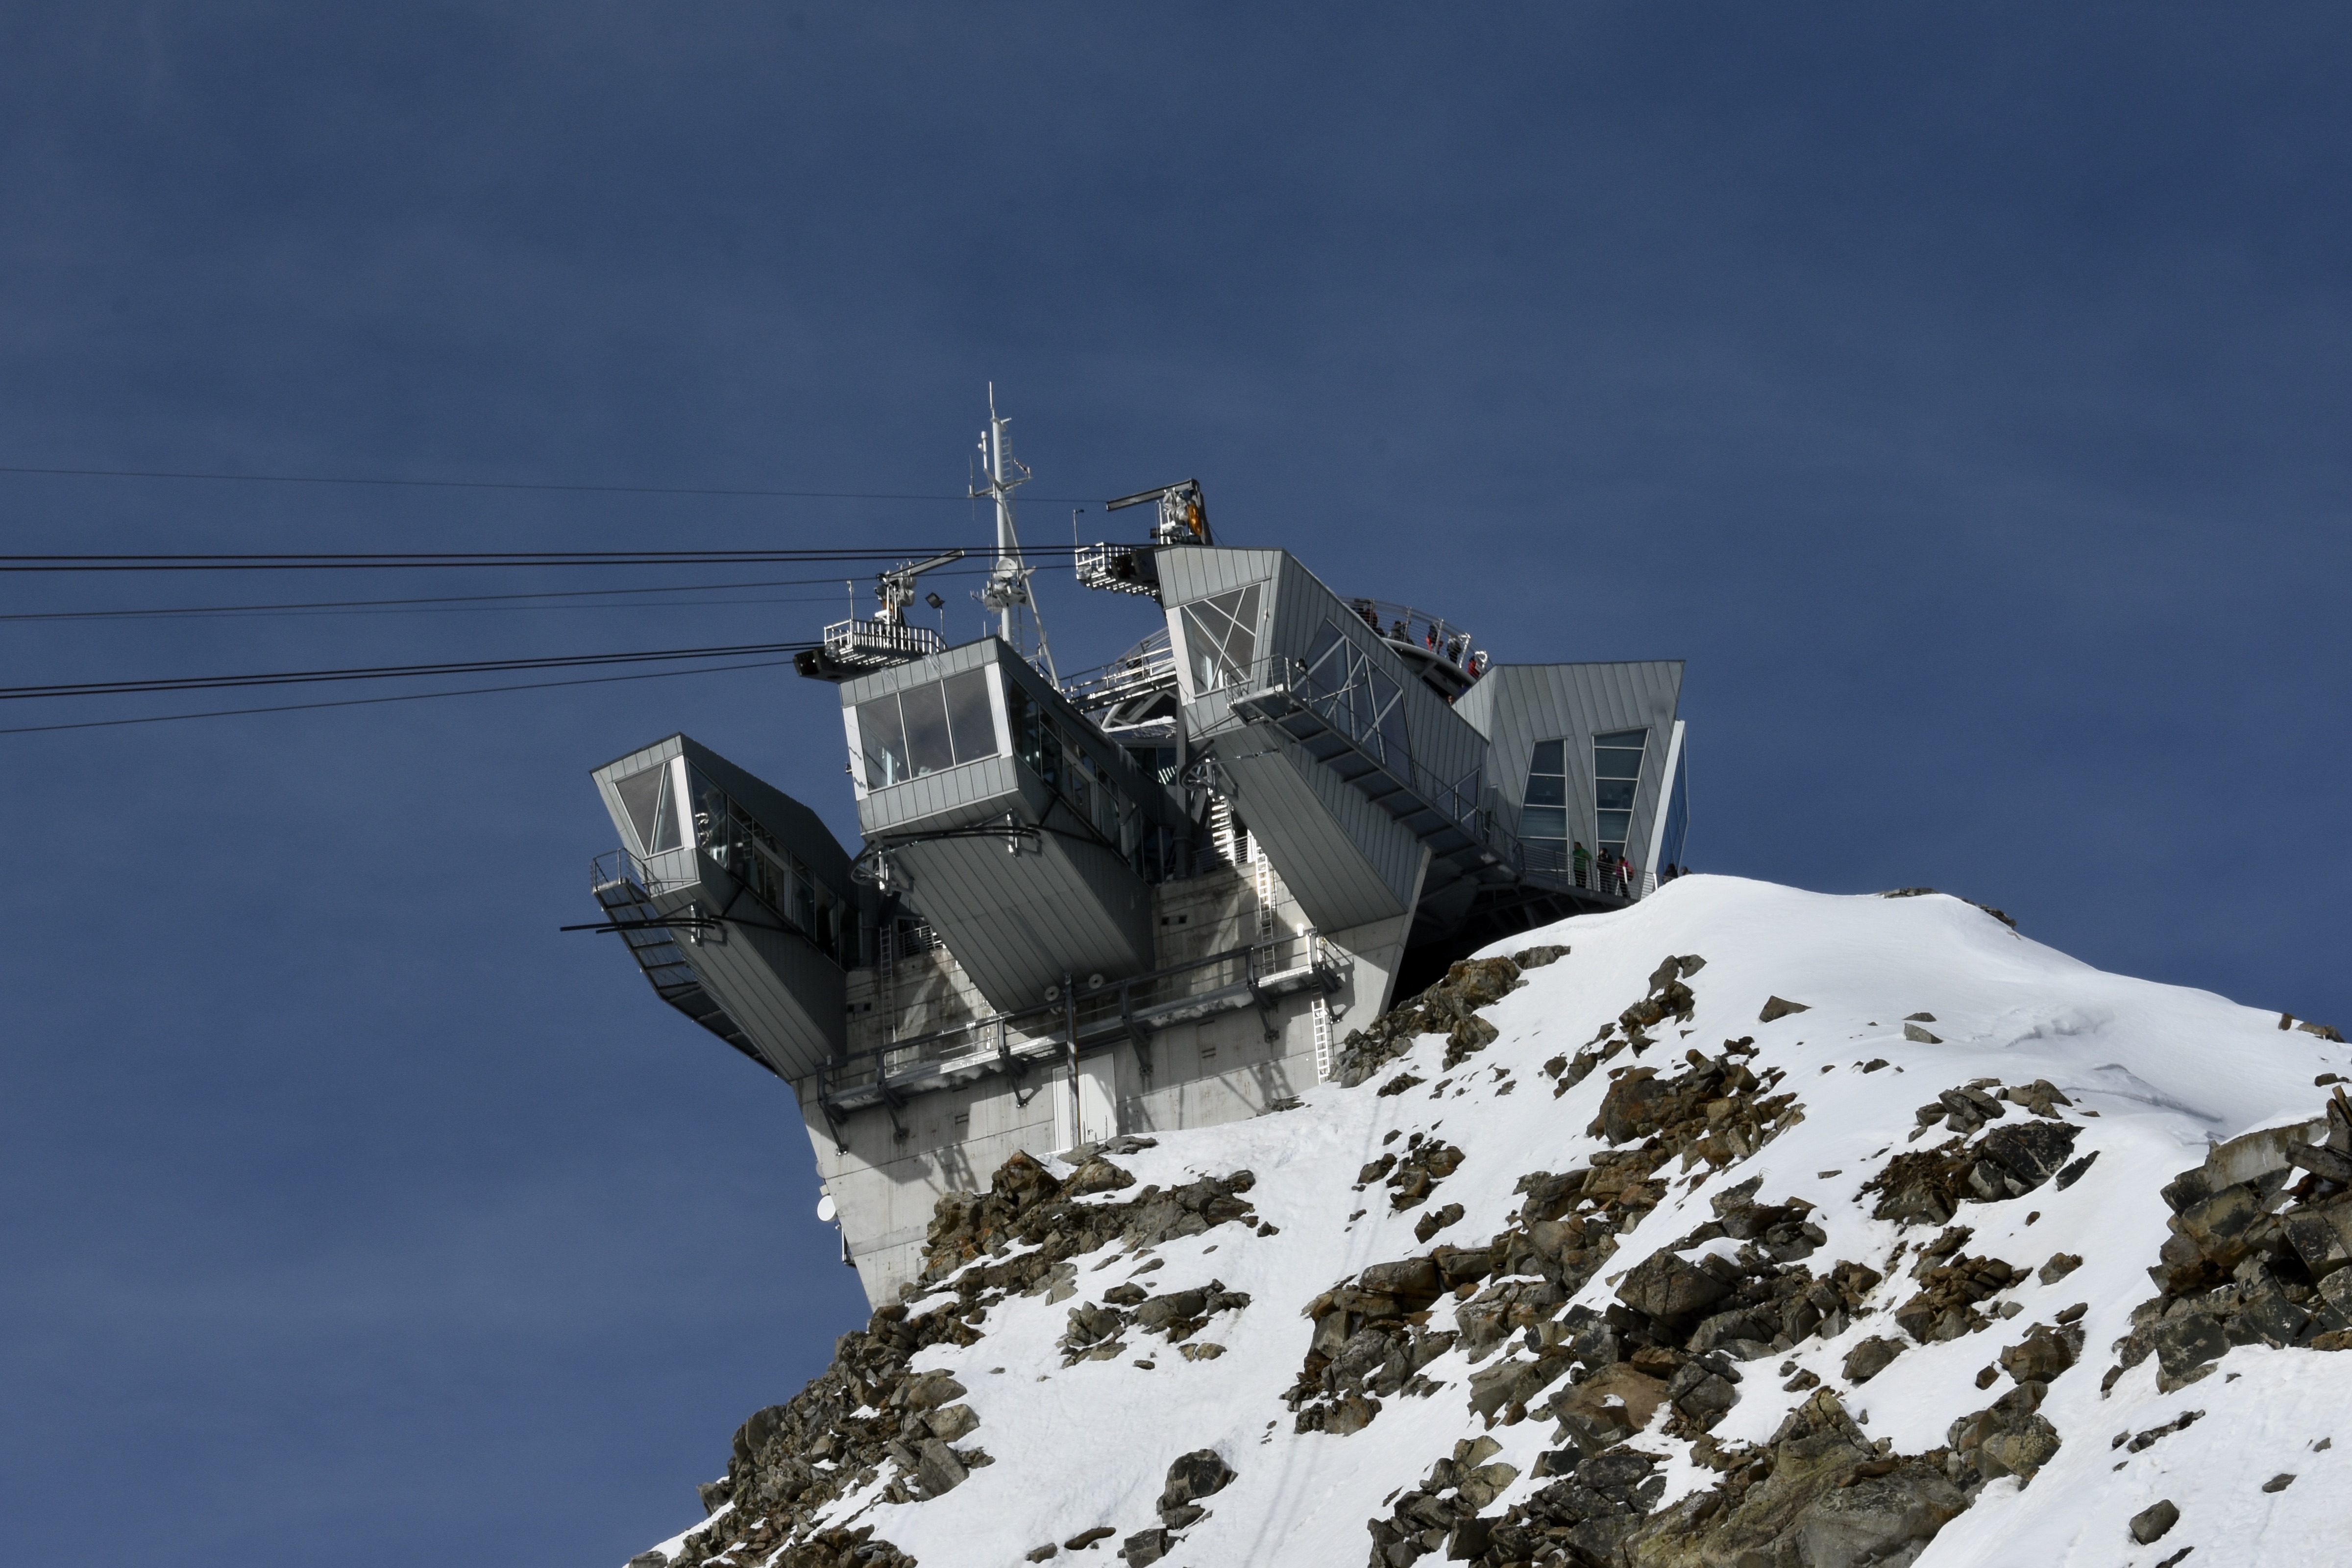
[623, 876, 2352, 1568]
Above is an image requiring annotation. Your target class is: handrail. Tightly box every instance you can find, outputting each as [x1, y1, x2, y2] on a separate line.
[822, 617, 945, 664]
[1342, 597, 1480, 672]
[1228, 654, 1515, 858]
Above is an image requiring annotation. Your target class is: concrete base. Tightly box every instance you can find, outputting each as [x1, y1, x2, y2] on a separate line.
[795, 854, 1421, 1308]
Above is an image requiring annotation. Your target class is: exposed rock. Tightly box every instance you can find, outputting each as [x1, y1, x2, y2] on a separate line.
[1158, 1447, 1235, 1526]
[1865, 1115, 2082, 1226]
[1904, 1023, 1942, 1044]
[2039, 1251, 2083, 1284]
[1947, 1379, 2061, 1486]
[1336, 956, 1526, 1087]
[656, 1151, 1263, 1568]
[1842, 1336, 1904, 1384]
[2131, 1499, 2181, 1544]
[2107, 1090, 2352, 1392]
[1512, 944, 1570, 969]
[1760, 996, 1810, 1023]
[1622, 1390, 1965, 1568]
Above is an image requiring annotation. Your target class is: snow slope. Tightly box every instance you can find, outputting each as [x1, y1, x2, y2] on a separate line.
[632, 876, 2352, 1568]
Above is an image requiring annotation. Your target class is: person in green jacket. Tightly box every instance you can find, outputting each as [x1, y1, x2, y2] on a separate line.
[1571, 840, 1591, 889]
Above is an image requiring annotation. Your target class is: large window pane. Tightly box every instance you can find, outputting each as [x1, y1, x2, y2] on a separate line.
[614, 764, 667, 854]
[1594, 747, 1644, 780]
[1301, 621, 1347, 698]
[1595, 778, 1637, 812]
[1525, 772, 1566, 807]
[1597, 810, 1632, 842]
[858, 694, 910, 788]
[1595, 728, 1648, 750]
[1521, 805, 1567, 840]
[901, 681, 954, 776]
[1179, 582, 1264, 692]
[942, 668, 997, 764]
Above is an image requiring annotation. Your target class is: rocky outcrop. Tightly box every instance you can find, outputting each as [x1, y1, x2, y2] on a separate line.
[2108, 1089, 2352, 1392]
[1337, 956, 1527, 1087]
[663, 1153, 1260, 1568]
[1624, 1391, 1966, 1568]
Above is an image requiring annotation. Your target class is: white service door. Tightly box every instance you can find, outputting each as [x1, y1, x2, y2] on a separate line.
[1078, 1054, 1118, 1146]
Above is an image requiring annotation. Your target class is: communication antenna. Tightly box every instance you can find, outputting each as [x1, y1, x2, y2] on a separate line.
[972, 386, 1057, 683]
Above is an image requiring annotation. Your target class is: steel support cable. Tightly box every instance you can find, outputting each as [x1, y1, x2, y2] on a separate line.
[0, 638, 818, 702]
[0, 461, 1101, 504]
[0, 568, 997, 622]
[0, 654, 805, 736]
[0, 546, 1093, 572]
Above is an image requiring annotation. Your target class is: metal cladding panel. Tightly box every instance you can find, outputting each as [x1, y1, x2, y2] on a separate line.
[837, 634, 997, 703]
[859, 753, 1034, 836]
[1163, 548, 1488, 797]
[647, 874, 845, 1078]
[592, 733, 856, 894]
[849, 637, 1179, 835]
[1480, 662, 1684, 869]
[891, 829, 1155, 1012]
[677, 737, 854, 889]
[1219, 729, 1426, 930]
[1260, 554, 1486, 796]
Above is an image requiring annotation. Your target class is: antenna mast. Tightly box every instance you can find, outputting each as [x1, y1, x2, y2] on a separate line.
[973, 385, 1056, 683]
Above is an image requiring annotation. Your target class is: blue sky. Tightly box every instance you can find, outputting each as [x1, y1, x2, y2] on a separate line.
[2, 5, 2346, 1563]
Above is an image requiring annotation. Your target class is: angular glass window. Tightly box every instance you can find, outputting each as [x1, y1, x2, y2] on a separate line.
[1300, 621, 1347, 702]
[900, 680, 954, 776]
[1179, 582, 1263, 692]
[1519, 739, 1571, 876]
[942, 668, 997, 765]
[614, 761, 680, 855]
[1592, 728, 1647, 863]
[858, 693, 911, 789]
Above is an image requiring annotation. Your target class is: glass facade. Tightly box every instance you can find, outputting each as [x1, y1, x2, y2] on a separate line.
[1519, 738, 1569, 875]
[686, 765, 846, 962]
[614, 760, 681, 855]
[855, 667, 998, 788]
[1005, 681, 1181, 881]
[1298, 618, 1412, 772]
[1593, 728, 1647, 859]
[1659, 735, 1690, 871]
[1178, 583, 1262, 693]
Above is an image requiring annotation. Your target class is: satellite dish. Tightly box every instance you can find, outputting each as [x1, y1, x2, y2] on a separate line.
[816, 1193, 837, 1224]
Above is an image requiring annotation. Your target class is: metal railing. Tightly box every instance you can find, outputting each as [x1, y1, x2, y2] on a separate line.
[593, 845, 688, 899]
[1520, 839, 1658, 901]
[821, 928, 1338, 1106]
[821, 616, 945, 670]
[1059, 627, 1176, 712]
[1225, 653, 1509, 851]
[1342, 598, 1480, 673]
[1074, 540, 1163, 598]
